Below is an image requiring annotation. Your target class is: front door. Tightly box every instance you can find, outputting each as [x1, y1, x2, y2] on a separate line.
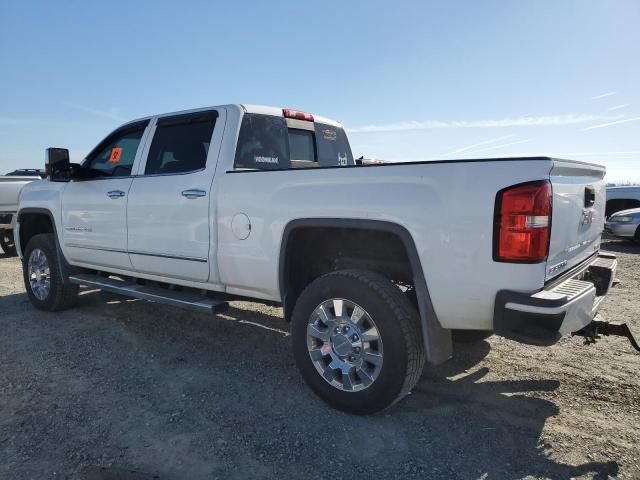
[61, 120, 149, 270]
[126, 109, 223, 282]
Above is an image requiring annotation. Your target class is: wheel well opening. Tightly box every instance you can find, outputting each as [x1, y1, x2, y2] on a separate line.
[282, 226, 415, 320]
[18, 213, 54, 251]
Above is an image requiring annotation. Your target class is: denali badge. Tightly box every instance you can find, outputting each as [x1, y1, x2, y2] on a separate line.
[65, 226, 92, 232]
[548, 260, 568, 275]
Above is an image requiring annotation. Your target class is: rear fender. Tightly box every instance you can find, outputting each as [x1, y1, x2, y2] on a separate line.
[279, 218, 452, 364]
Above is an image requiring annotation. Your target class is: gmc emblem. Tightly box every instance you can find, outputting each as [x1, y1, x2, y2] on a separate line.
[581, 209, 595, 225]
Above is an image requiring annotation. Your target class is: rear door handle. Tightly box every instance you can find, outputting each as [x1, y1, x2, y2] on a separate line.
[181, 189, 207, 199]
[107, 190, 126, 199]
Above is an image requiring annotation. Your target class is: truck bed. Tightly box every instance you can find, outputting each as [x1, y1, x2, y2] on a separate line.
[0, 176, 40, 212]
[218, 155, 606, 331]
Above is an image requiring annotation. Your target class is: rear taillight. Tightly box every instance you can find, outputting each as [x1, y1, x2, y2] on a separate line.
[283, 108, 314, 122]
[494, 180, 552, 262]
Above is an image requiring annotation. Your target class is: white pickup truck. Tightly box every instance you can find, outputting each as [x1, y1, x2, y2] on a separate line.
[0, 170, 44, 255]
[15, 104, 636, 414]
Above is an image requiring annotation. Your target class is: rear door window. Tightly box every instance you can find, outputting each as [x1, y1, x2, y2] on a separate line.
[145, 111, 217, 175]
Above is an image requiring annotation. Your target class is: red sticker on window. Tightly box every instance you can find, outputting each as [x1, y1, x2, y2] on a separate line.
[109, 147, 123, 164]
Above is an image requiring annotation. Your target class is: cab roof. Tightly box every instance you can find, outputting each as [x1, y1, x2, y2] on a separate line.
[240, 104, 343, 128]
[124, 104, 344, 129]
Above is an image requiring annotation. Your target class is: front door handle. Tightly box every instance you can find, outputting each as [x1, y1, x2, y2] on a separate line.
[181, 189, 207, 199]
[107, 190, 126, 199]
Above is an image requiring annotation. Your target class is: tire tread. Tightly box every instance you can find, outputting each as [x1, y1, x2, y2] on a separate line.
[292, 269, 426, 413]
[23, 233, 78, 311]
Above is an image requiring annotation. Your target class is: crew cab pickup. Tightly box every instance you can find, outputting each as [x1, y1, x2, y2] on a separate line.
[15, 104, 634, 414]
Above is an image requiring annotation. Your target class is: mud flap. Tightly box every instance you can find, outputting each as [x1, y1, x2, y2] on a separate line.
[573, 319, 640, 352]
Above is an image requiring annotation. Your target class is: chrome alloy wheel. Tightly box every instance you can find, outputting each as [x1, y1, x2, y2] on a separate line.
[28, 248, 51, 301]
[306, 298, 384, 392]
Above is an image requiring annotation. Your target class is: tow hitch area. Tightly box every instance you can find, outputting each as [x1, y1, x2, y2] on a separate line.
[574, 319, 640, 352]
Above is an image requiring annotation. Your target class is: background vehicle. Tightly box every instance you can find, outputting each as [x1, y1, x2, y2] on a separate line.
[605, 207, 640, 242]
[4, 169, 46, 177]
[0, 170, 44, 255]
[606, 186, 640, 217]
[15, 104, 632, 414]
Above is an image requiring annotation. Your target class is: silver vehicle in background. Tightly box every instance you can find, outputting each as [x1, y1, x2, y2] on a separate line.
[0, 169, 45, 255]
[605, 207, 640, 242]
[606, 186, 640, 217]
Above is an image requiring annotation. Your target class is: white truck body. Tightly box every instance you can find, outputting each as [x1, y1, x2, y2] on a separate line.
[15, 104, 624, 413]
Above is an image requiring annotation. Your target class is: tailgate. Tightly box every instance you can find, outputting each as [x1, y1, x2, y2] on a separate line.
[546, 159, 606, 281]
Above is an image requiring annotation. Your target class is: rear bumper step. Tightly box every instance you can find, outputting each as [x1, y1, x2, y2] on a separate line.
[69, 273, 229, 314]
[494, 253, 617, 346]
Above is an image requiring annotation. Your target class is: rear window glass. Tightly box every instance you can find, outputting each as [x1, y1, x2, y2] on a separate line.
[234, 114, 354, 170]
[315, 123, 354, 167]
[288, 129, 316, 162]
[234, 114, 289, 170]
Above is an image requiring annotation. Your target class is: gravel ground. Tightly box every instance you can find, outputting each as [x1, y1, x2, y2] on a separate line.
[0, 239, 638, 480]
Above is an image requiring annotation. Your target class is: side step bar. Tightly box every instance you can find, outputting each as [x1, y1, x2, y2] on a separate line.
[69, 273, 229, 315]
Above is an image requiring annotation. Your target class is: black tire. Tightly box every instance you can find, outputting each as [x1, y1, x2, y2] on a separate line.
[22, 233, 78, 311]
[635, 226, 640, 243]
[0, 229, 17, 256]
[291, 269, 426, 414]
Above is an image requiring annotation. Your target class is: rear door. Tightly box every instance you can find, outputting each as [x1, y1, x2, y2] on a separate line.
[61, 120, 149, 270]
[126, 109, 224, 282]
[546, 159, 607, 280]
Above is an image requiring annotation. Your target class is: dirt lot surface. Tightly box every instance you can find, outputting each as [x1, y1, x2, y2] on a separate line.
[1, 239, 638, 480]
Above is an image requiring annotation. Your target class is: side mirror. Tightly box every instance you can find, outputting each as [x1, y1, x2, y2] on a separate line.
[45, 148, 70, 181]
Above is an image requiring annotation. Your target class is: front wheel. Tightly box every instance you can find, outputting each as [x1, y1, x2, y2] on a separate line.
[22, 233, 78, 311]
[291, 269, 426, 414]
[0, 229, 17, 256]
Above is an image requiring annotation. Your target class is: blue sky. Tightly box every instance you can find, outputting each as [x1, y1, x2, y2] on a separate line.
[1, 0, 638, 181]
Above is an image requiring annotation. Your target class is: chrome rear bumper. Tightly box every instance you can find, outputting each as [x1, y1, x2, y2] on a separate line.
[494, 253, 617, 345]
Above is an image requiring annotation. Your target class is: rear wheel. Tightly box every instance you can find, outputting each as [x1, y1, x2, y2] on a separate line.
[22, 233, 78, 311]
[291, 269, 426, 414]
[0, 229, 17, 256]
